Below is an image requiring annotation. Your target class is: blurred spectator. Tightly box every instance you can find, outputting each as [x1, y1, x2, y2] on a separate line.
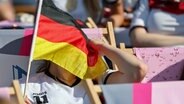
[13, 0, 37, 22]
[0, 0, 15, 21]
[52, 0, 102, 23]
[100, 0, 124, 27]
[124, 0, 139, 13]
[130, 0, 184, 47]
[112, 0, 140, 48]
[52, 0, 125, 27]
[13, 0, 37, 14]
[13, 0, 36, 5]
[103, 0, 140, 27]
[0, 0, 37, 21]
[123, 0, 139, 27]
[0, 0, 37, 29]
[0, 97, 10, 104]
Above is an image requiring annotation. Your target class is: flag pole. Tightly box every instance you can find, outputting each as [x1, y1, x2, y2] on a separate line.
[23, 0, 43, 98]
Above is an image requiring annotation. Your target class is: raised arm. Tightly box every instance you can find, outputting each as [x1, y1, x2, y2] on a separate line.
[130, 27, 184, 47]
[90, 40, 147, 83]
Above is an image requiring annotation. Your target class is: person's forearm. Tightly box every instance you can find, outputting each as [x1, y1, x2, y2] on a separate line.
[135, 33, 184, 47]
[131, 28, 184, 47]
[99, 43, 147, 80]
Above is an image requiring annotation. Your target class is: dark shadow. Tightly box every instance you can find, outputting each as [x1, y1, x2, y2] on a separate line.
[148, 59, 184, 82]
[0, 35, 33, 56]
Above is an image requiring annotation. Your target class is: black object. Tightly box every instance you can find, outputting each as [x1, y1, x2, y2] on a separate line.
[103, 0, 118, 5]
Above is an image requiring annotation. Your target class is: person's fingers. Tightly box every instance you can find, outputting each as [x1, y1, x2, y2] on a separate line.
[25, 96, 31, 104]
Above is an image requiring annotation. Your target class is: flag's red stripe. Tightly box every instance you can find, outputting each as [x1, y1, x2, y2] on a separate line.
[133, 83, 152, 104]
[19, 28, 33, 56]
[38, 15, 88, 54]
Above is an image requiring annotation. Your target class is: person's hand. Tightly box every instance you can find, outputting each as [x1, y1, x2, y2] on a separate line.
[25, 96, 31, 104]
[88, 39, 105, 56]
[89, 39, 103, 48]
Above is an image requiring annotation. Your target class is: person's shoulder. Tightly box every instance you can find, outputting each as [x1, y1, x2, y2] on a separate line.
[19, 72, 45, 84]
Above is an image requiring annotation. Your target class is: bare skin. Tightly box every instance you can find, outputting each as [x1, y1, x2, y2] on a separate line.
[49, 62, 77, 86]
[89, 40, 147, 83]
[100, 0, 124, 27]
[24, 63, 77, 104]
[24, 40, 148, 103]
[131, 27, 184, 47]
[0, 2, 15, 21]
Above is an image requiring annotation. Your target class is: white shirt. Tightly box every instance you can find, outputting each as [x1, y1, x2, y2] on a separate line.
[20, 72, 90, 104]
[124, 0, 138, 11]
[131, 0, 184, 36]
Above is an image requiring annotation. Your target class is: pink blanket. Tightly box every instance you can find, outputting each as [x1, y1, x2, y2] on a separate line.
[134, 47, 184, 82]
[0, 88, 10, 99]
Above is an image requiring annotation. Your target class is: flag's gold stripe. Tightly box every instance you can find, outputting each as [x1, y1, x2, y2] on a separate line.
[33, 37, 107, 79]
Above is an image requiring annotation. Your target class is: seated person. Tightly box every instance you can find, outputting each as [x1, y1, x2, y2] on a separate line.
[0, 0, 36, 29]
[21, 40, 147, 104]
[52, 0, 102, 24]
[52, 0, 125, 27]
[130, 0, 184, 47]
[21, 0, 147, 103]
[124, 0, 139, 13]
[102, 0, 140, 27]
[100, 0, 125, 27]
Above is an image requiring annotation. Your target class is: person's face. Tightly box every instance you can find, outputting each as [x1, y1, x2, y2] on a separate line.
[50, 62, 76, 80]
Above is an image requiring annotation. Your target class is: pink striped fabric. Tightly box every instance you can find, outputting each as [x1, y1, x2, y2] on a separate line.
[152, 81, 184, 104]
[133, 83, 152, 104]
[133, 47, 184, 82]
[19, 28, 33, 56]
[0, 88, 10, 99]
[82, 28, 103, 40]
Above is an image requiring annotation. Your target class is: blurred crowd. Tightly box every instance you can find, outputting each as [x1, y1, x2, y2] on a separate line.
[0, 0, 184, 103]
[0, 0, 37, 28]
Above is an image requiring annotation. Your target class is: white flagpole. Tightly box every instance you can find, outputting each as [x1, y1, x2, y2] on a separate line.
[23, 0, 43, 98]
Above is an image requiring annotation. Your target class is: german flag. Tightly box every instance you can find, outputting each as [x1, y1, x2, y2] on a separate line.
[33, 0, 107, 79]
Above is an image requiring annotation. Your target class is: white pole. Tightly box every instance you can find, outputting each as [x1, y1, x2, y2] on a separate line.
[23, 0, 43, 98]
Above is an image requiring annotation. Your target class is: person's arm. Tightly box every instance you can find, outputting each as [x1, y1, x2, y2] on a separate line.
[0, 0, 15, 21]
[130, 0, 184, 47]
[130, 27, 184, 47]
[90, 40, 147, 83]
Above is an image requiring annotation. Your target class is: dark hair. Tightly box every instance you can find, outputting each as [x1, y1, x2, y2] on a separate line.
[36, 60, 51, 73]
[103, 0, 118, 5]
[83, 0, 101, 22]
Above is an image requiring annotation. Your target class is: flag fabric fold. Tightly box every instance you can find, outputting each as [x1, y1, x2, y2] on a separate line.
[33, 0, 107, 79]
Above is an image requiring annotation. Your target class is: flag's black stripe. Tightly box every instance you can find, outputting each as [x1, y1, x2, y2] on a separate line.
[0, 37, 22, 55]
[41, 0, 78, 26]
[0, 35, 32, 56]
[40, 0, 89, 41]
